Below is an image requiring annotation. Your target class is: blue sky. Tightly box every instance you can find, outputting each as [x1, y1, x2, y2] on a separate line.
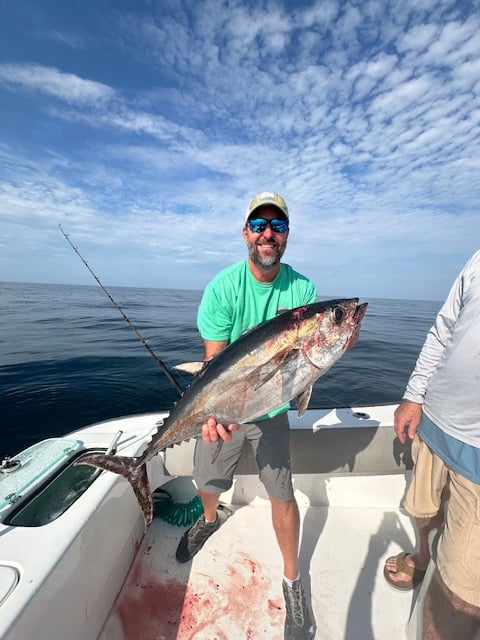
[1, 0, 479, 300]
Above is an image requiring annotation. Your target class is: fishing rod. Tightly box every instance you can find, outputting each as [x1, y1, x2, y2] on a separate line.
[59, 225, 184, 396]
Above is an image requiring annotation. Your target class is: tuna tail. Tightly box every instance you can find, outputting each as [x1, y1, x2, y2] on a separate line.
[76, 453, 153, 527]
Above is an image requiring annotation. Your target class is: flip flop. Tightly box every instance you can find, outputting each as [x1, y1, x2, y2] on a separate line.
[383, 552, 426, 591]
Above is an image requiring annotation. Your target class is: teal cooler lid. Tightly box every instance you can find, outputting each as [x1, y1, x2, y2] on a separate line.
[0, 439, 81, 512]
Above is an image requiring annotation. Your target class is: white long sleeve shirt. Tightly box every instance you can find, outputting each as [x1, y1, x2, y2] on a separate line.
[403, 250, 480, 448]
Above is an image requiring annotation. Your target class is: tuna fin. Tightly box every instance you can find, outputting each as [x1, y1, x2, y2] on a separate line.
[296, 386, 312, 417]
[250, 348, 302, 390]
[75, 453, 153, 528]
[173, 361, 205, 375]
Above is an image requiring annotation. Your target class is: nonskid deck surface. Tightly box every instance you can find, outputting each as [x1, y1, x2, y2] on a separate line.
[101, 476, 418, 640]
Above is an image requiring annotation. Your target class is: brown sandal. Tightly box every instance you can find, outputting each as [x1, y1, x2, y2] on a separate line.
[383, 552, 426, 591]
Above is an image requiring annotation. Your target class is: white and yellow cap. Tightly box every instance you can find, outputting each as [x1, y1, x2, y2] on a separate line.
[245, 192, 289, 222]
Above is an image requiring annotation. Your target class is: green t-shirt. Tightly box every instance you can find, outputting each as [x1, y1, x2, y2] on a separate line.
[197, 260, 317, 419]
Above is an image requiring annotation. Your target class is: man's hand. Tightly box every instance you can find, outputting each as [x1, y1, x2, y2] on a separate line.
[201, 416, 240, 444]
[394, 401, 422, 444]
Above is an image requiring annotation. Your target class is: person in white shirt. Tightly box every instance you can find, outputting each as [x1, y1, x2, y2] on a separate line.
[384, 250, 480, 639]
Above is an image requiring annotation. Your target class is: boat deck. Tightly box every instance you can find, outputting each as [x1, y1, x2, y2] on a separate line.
[3, 406, 479, 640]
[100, 473, 418, 640]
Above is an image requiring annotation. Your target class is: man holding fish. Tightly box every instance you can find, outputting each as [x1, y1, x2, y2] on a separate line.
[176, 191, 318, 639]
[177, 192, 317, 639]
[78, 191, 366, 638]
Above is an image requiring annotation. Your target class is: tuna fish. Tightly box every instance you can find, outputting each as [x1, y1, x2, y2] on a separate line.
[77, 298, 367, 526]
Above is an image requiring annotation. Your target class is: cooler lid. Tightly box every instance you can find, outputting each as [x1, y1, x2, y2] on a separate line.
[0, 438, 81, 513]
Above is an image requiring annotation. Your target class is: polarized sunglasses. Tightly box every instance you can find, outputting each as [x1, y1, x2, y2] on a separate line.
[247, 218, 289, 233]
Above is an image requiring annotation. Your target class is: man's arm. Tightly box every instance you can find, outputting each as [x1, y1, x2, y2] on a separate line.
[203, 339, 228, 362]
[396, 259, 468, 441]
[403, 269, 463, 405]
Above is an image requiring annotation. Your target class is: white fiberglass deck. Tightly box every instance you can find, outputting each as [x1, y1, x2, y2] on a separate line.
[100, 473, 418, 640]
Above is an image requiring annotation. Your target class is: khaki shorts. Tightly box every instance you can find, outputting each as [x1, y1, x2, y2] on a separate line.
[193, 412, 294, 501]
[404, 435, 480, 607]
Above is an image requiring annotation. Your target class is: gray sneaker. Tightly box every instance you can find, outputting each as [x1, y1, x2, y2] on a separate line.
[283, 578, 315, 639]
[175, 515, 220, 563]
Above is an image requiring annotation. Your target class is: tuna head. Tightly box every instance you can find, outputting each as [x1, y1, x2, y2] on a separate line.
[295, 298, 367, 370]
[265, 298, 367, 415]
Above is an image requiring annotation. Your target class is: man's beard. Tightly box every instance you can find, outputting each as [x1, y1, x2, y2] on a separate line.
[247, 239, 287, 270]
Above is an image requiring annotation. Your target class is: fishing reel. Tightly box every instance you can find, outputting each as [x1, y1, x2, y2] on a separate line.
[0, 456, 22, 474]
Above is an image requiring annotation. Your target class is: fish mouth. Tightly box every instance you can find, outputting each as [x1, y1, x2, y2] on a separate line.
[354, 302, 368, 324]
[344, 301, 368, 350]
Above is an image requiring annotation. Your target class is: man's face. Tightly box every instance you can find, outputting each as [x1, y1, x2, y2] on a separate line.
[243, 205, 289, 270]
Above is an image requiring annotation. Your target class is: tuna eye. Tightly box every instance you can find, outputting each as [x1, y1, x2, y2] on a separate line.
[333, 307, 344, 323]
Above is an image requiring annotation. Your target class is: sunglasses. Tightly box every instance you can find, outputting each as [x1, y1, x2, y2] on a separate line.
[247, 218, 289, 233]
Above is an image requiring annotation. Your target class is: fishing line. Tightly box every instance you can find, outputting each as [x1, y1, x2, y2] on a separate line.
[59, 226, 203, 526]
[313, 390, 344, 408]
[59, 225, 184, 396]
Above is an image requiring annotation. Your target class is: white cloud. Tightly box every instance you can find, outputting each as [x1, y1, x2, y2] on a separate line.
[0, 63, 114, 104]
[1, 0, 479, 299]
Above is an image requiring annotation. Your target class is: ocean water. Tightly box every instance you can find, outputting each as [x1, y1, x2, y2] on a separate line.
[0, 281, 441, 457]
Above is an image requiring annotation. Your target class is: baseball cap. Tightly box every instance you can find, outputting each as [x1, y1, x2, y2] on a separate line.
[245, 192, 289, 222]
